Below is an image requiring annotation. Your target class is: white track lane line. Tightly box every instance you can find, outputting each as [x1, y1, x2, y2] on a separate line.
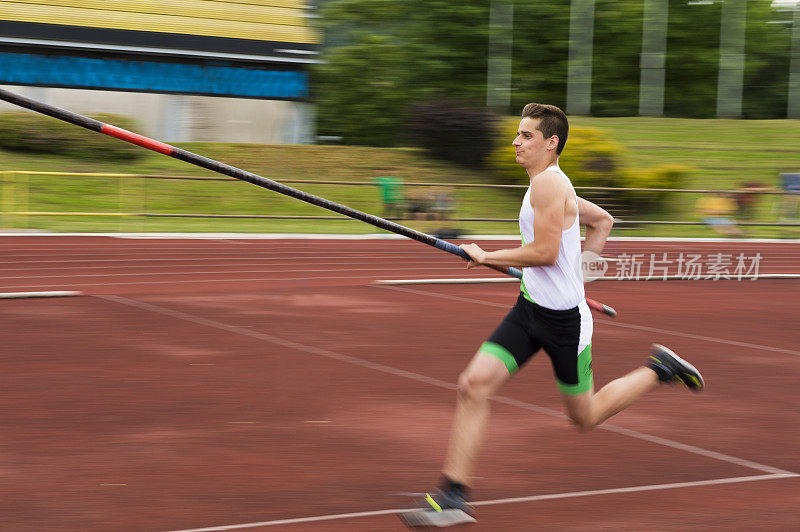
[165, 473, 798, 531]
[0, 245, 435, 252]
[0, 260, 442, 272]
[0, 240, 785, 246]
[377, 285, 800, 358]
[0, 234, 795, 243]
[0, 253, 445, 265]
[377, 273, 800, 282]
[595, 319, 800, 357]
[0, 266, 467, 281]
[0, 249, 440, 258]
[0, 290, 82, 299]
[0, 273, 501, 291]
[98, 295, 795, 477]
[3, 245, 795, 254]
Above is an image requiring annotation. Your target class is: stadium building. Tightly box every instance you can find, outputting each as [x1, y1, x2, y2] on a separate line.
[0, 0, 319, 143]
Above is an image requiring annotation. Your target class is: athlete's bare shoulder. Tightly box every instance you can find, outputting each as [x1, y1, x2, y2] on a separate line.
[531, 168, 568, 194]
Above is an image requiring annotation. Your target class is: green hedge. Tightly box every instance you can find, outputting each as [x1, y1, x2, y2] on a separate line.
[486, 117, 690, 215]
[486, 118, 630, 186]
[0, 111, 146, 161]
[620, 164, 692, 214]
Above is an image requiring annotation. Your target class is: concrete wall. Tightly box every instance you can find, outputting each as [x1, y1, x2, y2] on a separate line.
[0, 85, 314, 145]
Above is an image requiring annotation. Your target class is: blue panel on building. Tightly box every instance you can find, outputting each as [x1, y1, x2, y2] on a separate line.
[0, 52, 308, 99]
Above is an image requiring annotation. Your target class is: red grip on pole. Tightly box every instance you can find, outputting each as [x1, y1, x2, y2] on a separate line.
[101, 124, 174, 155]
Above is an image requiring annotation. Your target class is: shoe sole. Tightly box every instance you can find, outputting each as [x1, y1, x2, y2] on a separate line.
[651, 343, 705, 391]
[399, 508, 476, 528]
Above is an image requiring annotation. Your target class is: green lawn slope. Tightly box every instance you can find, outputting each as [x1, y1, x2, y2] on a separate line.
[0, 117, 798, 237]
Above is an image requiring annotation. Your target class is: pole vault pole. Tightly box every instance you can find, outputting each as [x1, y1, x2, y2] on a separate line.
[0, 87, 616, 317]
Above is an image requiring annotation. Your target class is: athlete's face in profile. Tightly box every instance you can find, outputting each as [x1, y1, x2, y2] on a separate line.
[513, 117, 554, 169]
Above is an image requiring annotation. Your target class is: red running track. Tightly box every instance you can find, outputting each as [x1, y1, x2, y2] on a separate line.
[0, 236, 798, 531]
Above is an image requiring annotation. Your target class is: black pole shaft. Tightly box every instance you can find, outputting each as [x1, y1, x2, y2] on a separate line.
[0, 87, 513, 272]
[0, 87, 617, 317]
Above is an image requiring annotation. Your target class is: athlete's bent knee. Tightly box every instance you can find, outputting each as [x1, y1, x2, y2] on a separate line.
[566, 409, 599, 429]
[457, 371, 494, 402]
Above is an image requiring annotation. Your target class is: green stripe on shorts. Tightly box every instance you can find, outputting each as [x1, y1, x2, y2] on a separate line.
[480, 341, 518, 374]
[557, 343, 593, 395]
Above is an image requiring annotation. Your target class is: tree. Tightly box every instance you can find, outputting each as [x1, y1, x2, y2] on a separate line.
[313, 35, 415, 146]
[313, 0, 795, 147]
[508, 1, 570, 113]
[742, 0, 793, 118]
[663, 0, 723, 118]
[591, 0, 645, 116]
[313, 0, 492, 146]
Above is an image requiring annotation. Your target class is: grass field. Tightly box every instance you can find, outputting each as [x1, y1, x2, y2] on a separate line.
[572, 117, 800, 188]
[1, 117, 798, 236]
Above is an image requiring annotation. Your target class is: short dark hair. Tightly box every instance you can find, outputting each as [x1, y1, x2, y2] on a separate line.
[521, 103, 569, 155]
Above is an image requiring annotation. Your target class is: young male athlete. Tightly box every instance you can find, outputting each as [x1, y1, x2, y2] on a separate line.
[400, 103, 704, 528]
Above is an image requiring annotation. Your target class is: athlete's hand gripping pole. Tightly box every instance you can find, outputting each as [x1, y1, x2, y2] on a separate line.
[0, 88, 616, 317]
[435, 239, 616, 317]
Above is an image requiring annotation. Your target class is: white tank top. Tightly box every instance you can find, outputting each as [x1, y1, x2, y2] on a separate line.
[519, 165, 585, 310]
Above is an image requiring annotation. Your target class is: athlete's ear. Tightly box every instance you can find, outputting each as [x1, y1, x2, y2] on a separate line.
[546, 135, 559, 152]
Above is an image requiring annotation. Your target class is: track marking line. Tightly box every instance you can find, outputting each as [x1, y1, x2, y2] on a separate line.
[0, 290, 83, 299]
[0, 254, 448, 265]
[377, 273, 800, 283]
[97, 295, 458, 390]
[98, 295, 795, 476]
[594, 319, 800, 357]
[377, 285, 800, 357]
[376, 277, 518, 285]
[0, 250, 440, 259]
[490, 395, 792, 475]
[164, 473, 798, 531]
[376, 285, 508, 308]
[473, 473, 800, 507]
[0, 266, 465, 281]
[3, 232, 799, 243]
[0, 259, 444, 272]
[0, 273, 499, 291]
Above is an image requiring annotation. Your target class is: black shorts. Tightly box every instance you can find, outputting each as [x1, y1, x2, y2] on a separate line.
[481, 293, 593, 395]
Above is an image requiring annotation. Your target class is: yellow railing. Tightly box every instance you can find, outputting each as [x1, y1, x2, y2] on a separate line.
[0, 171, 152, 231]
[1, 170, 798, 233]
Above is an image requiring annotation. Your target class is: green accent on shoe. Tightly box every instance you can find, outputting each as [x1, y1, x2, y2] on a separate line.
[480, 341, 518, 374]
[424, 493, 442, 512]
[557, 344, 594, 395]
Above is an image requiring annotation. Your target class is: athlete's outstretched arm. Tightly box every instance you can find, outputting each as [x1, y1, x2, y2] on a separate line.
[578, 197, 614, 255]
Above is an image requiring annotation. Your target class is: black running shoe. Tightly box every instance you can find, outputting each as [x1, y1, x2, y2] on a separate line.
[649, 344, 705, 392]
[398, 489, 476, 528]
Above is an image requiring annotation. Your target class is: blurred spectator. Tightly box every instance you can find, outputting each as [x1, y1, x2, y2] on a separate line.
[778, 173, 800, 223]
[734, 181, 768, 220]
[405, 188, 430, 220]
[375, 175, 405, 218]
[430, 186, 460, 239]
[430, 187, 455, 222]
[696, 192, 744, 236]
